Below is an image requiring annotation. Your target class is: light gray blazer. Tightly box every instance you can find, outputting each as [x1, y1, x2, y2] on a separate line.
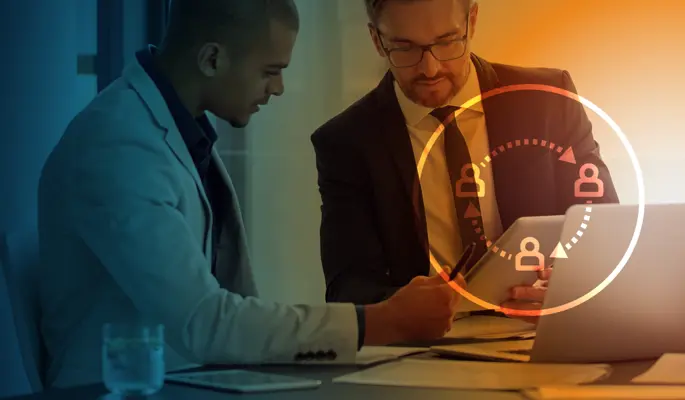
[37, 57, 358, 388]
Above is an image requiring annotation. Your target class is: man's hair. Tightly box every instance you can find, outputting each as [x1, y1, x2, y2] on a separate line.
[162, 0, 299, 54]
[364, 0, 472, 26]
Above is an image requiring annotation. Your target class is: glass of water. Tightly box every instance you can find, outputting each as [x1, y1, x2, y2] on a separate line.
[102, 322, 165, 396]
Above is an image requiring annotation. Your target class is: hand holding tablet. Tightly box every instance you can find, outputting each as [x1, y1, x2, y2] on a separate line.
[455, 215, 564, 313]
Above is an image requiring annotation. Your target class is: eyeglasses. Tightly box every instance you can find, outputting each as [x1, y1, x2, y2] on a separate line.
[375, 20, 470, 68]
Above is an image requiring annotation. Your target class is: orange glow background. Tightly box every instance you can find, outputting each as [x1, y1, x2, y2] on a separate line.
[472, 0, 685, 204]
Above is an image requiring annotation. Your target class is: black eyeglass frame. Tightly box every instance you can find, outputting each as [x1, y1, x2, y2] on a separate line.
[374, 19, 470, 68]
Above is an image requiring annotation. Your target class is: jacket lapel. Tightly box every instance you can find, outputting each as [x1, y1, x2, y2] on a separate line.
[121, 60, 212, 255]
[210, 149, 247, 235]
[373, 72, 430, 262]
[210, 149, 258, 297]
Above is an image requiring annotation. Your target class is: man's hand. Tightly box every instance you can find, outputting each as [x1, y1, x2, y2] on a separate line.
[501, 268, 552, 324]
[364, 270, 466, 345]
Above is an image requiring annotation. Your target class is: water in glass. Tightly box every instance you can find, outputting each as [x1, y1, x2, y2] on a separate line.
[102, 323, 165, 396]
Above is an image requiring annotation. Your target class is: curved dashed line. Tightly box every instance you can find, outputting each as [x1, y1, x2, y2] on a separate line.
[463, 139, 595, 259]
[564, 202, 592, 251]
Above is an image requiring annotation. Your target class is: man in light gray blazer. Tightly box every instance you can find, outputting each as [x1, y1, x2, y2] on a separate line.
[37, 0, 466, 388]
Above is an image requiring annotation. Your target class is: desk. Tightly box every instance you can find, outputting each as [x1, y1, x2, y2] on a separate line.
[5, 356, 656, 400]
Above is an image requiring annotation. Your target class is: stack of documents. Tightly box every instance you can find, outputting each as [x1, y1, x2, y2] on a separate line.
[445, 315, 536, 340]
[350, 346, 428, 366]
[333, 358, 610, 390]
[432, 339, 535, 362]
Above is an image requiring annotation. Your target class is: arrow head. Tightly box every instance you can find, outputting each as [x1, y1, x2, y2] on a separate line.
[559, 147, 576, 164]
[464, 201, 481, 219]
[550, 242, 568, 259]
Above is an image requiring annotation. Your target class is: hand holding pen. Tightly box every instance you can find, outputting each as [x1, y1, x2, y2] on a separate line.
[449, 242, 477, 281]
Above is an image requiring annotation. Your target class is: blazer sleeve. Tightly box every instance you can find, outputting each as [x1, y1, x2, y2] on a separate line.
[311, 129, 402, 305]
[68, 121, 359, 365]
[554, 70, 620, 210]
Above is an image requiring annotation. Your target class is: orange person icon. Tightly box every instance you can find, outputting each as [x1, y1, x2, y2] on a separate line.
[574, 163, 604, 198]
[455, 163, 485, 198]
[515, 237, 545, 271]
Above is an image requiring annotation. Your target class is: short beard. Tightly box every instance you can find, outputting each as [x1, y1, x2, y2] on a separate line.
[404, 62, 471, 108]
[401, 74, 459, 108]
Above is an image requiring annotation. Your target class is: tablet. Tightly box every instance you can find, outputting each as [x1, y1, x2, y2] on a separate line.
[457, 215, 565, 312]
[165, 370, 322, 393]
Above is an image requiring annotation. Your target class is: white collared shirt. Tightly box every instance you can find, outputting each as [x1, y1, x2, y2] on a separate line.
[394, 59, 503, 273]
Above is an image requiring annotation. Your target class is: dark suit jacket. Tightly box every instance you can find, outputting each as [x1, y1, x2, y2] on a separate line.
[311, 54, 619, 305]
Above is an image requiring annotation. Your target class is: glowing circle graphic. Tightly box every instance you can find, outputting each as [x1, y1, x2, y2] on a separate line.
[417, 84, 645, 317]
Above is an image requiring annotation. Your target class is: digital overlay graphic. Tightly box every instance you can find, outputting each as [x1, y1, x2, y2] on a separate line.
[416, 84, 645, 317]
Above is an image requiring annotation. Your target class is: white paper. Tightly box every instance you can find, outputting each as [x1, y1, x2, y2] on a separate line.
[333, 358, 610, 390]
[434, 338, 535, 353]
[432, 339, 535, 362]
[444, 315, 536, 339]
[524, 385, 685, 399]
[632, 354, 685, 384]
[472, 330, 536, 340]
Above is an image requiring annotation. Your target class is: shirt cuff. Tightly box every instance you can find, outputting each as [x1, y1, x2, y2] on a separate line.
[355, 305, 365, 350]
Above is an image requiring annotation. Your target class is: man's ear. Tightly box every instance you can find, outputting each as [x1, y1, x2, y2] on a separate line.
[368, 23, 385, 57]
[468, 2, 479, 39]
[197, 42, 228, 77]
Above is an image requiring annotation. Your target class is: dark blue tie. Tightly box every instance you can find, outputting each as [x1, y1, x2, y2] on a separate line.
[430, 106, 487, 271]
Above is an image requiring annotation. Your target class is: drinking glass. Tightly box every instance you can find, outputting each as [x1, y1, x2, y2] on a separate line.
[102, 322, 165, 396]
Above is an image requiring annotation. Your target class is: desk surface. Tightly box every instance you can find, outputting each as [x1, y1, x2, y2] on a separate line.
[6, 355, 656, 400]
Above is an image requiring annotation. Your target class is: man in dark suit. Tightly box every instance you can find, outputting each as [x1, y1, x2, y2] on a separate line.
[311, 0, 619, 318]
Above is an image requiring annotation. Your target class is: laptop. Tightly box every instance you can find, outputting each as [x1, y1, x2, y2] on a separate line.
[433, 202, 685, 363]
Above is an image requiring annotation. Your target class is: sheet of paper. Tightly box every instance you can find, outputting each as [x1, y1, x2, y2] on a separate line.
[333, 358, 610, 390]
[472, 330, 536, 340]
[444, 315, 536, 339]
[432, 339, 535, 362]
[434, 338, 535, 353]
[632, 354, 685, 384]
[523, 385, 685, 399]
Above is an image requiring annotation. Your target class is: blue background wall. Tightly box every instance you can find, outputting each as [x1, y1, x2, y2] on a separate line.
[0, 1, 145, 396]
[1, 0, 84, 232]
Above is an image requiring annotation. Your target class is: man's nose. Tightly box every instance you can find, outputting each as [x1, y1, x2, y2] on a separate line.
[416, 50, 441, 78]
[269, 75, 284, 96]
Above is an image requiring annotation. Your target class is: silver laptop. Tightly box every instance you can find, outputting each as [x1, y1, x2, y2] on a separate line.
[531, 202, 685, 363]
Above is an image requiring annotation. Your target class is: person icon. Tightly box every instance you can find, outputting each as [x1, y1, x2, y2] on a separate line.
[574, 163, 604, 198]
[455, 163, 485, 198]
[515, 237, 545, 271]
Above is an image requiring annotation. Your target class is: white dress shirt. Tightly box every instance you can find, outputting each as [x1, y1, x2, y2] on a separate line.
[394, 59, 504, 274]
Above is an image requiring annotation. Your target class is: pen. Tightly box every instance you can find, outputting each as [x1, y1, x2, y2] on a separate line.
[449, 242, 476, 281]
